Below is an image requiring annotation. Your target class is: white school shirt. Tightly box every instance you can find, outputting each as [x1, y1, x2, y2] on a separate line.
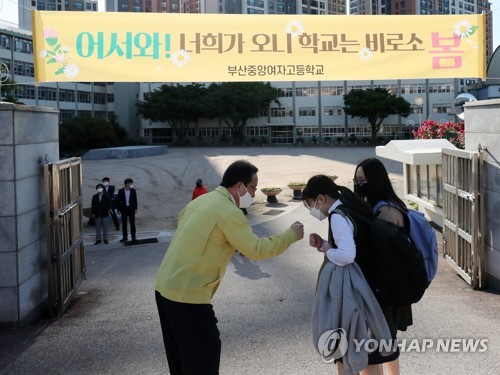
[325, 200, 357, 266]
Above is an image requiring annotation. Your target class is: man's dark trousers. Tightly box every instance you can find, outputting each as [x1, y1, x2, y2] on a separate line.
[121, 206, 136, 240]
[155, 291, 221, 375]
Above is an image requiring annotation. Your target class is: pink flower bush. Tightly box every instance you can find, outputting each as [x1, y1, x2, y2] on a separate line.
[412, 119, 464, 149]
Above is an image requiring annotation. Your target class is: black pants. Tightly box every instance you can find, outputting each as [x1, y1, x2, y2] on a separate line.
[155, 291, 221, 375]
[121, 206, 136, 239]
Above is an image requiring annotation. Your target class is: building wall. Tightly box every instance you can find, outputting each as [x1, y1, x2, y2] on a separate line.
[0, 103, 59, 324]
[464, 99, 500, 290]
[0, 27, 114, 130]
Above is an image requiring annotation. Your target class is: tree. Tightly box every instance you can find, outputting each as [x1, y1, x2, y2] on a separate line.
[59, 117, 118, 154]
[136, 83, 207, 143]
[343, 87, 411, 144]
[205, 82, 280, 143]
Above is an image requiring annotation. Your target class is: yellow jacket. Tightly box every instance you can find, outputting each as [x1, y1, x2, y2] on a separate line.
[155, 186, 297, 304]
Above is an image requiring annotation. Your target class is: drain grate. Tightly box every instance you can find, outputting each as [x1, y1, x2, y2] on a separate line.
[124, 238, 159, 246]
[263, 209, 285, 216]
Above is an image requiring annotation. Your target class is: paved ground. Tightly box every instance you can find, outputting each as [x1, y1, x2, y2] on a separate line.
[1, 146, 499, 375]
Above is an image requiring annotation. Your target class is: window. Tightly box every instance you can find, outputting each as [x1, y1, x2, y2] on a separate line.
[13, 61, 35, 77]
[60, 109, 75, 123]
[198, 127, 220, 137]
[321, 127, 345, 136]
[38, 87, 57, 101]
[296, 87, 319, 96]
[432, 104, 452, 114]
[298, 107, 316, 116]
[321, 86, 344, 96]
[15, 38, 34, 54]
[270, 107, 293, 117]
[246, 126, 268, 136]
[78, 110, 92, 118]
[258, 109, 268, 117]
[107, 93, 115, 103]
[94, 92, 107, 105]
[94, 111, 107, 120]
[59, 88, 75, 102]
[324, 106, 342, 116]
[296, 127, 319, 136]
[0, 34, 10, 50]
[16, 85, 36, 100]
[278, 88, 293, 97]
[77, 90, 91, 103]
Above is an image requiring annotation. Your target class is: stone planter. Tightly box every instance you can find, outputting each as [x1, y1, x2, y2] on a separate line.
[261, 188, 282, 204]
[287, 183, 306, 200]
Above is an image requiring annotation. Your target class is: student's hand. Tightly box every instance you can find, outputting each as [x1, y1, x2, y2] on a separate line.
[309, 233, 323, 249]
[290, 221, 304, 240]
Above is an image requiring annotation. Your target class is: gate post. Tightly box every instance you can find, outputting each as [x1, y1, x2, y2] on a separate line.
[0, 103, 59, 324]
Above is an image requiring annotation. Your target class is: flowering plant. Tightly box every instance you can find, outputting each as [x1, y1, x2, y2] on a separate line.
[412, 119, 464, 149]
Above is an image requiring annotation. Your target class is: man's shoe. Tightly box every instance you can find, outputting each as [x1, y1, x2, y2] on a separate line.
[104, 240, 109, 244]
[119, 238, 127, 242]
[94, 240, 101, 245]
[131, 237, 137, 242]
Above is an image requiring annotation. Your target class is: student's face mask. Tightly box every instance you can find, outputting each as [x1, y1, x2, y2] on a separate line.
[354, 180, 368, 198]
[309, 197, 326, 221]
[96, 188, 103, 193]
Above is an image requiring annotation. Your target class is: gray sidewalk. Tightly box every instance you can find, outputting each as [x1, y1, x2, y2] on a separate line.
[1, 147, 499, 374]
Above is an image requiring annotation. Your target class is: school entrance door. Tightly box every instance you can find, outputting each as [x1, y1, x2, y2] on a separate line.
[270, 125, 294, 144]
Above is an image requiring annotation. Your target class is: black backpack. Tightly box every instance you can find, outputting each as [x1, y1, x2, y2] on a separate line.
[332, 206, 428, 308]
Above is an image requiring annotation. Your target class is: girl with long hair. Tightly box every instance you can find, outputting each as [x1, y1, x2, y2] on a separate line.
[354, 158, 414, 375]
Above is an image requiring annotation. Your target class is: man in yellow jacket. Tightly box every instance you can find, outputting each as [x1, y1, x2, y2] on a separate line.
[155, 160, 304, 375]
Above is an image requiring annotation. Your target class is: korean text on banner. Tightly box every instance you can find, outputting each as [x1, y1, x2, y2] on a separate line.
[32, 11, 486, 83]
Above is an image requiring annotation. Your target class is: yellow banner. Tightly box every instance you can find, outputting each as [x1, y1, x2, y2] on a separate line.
[32, 11, 486, 83]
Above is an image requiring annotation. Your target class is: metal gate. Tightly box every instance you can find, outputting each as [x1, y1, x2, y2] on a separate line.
[442, 148, 484, 289]
[44, 157, 85, 316]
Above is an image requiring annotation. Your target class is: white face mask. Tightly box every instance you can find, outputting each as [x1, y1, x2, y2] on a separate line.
[96, 188, 103, 193]
[310, 197, 327, 221]
[103, 182, 109, 187]
[129, 184, 134, 189]
[238, 185, 254, 209]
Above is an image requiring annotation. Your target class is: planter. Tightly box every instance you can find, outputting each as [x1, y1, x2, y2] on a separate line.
[261, 188, 282, 204]
[287, 183, 306, 200]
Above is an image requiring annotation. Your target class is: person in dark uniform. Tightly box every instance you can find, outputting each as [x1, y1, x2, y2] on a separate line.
[117, 178, 138, 243]
[102, 177, 120, 231]
[91, 183, 112, 244]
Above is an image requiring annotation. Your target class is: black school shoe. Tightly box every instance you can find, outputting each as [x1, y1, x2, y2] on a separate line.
[94, 240, 102, 245]
[119, 238, 127, 242]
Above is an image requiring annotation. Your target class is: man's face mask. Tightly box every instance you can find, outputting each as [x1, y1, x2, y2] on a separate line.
[238, 184, 254, 209]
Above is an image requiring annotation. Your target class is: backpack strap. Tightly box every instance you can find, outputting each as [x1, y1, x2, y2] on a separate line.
[372, 200, 392, 215]
[373, 200, 411, 234]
